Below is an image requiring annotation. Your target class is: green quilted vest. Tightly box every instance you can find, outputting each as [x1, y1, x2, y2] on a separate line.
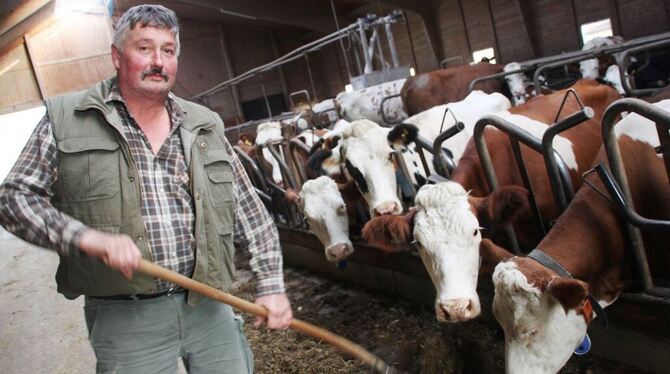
[46, 78, 236, 304]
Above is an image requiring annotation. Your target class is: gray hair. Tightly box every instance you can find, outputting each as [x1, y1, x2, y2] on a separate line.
[113, 5, 181, 56]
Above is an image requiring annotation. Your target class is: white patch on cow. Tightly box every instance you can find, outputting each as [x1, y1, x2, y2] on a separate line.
[604, 65, 625, 94]
[492, 261, 587, 374]
[413, 74, 430, 89]
[325, 119, 352, 139]
[413, 182, 482, 322]
[496, 111, 579, 171]
[336, 79, 408, 124]
[300, 176, 353, 262]
[614, 99, 670, 153]
[312, 98, 338, 125]
[404, 90, 511, 166]
[341, 120, 402, 216]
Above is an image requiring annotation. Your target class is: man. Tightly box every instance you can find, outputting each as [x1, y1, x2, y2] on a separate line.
[0, 5, 291, 373]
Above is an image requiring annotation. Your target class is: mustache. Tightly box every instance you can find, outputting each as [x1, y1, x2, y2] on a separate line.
[141, 68, 169, 81]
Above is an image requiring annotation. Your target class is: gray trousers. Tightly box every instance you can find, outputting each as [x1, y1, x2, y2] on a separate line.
[84, 293, 254, 374]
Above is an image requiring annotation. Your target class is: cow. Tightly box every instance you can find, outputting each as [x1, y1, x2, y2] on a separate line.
[336, 79, 408, 124]
[483, 99, 670, 374]
[401, 62, 509, 115]
[579, 36, 624, 80]
[309, 91, 511, 217]
[362, 80, 620, 322]
[284, 176, 358, 262]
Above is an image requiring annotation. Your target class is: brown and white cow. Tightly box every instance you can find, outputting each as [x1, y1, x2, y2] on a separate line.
[363, 80, 620, 322]
[484, 99, 670, 373]
[401, 62, 508, 115]
[336, 79, 407, 124]
[579, 36, 624, 80]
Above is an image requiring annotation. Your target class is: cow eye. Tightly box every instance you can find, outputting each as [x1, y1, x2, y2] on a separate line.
[336, 204, 346, 216]
[388, 152, 395, 162]
[473, 229, 478, 236]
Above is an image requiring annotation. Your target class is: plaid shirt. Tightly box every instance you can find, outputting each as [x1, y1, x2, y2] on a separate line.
[0, 84, 284, 296]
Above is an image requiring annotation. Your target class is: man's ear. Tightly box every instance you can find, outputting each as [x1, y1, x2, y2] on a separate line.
[479, 238, 513, 275]
[111, 45, 121, 70]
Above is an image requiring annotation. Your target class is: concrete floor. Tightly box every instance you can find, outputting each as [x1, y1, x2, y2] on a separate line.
[0, 230, 95, 373]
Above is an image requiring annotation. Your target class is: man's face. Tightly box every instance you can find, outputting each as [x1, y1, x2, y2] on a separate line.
[112, 25, 178, 99]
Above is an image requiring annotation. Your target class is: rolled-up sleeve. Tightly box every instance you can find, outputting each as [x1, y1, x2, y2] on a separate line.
[229, 140, 285, 297]
[0, 114, 89, 255]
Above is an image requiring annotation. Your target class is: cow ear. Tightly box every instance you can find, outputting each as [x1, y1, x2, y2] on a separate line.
[388, 123, 419, 146]
[362, 214, 413, 253]
[484, 186, 531, 224]
[548, 277, 589, 314]
[479, 238, 513, 275]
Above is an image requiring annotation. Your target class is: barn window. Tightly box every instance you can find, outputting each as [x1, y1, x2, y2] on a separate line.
[471, 48, 495, 64]
[580, 19, 613, 44]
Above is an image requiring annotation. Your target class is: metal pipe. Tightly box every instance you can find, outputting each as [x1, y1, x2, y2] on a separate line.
[358, 18, 373, 74]
[330, 0, 352, 79]
[380, 93, 402, 125]
[233, 146, 270, 194]
[403, 11, 418, 71]
[304, 55, 318, 103]
[601, 98, 670, 295]
[542, 107, 594, 210]
[509, 136, 547, 237]
[617, 38, 670, 97]
[266, 142, 299, 191]
[432, 122, 465, 178]
[385, 22, 400, 68]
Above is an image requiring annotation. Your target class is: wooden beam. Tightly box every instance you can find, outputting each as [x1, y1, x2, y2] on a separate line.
[486, 0, 502, 62]
[23, 34, 46, 100]
[513, 0, 537, 57]
[268, 28, 290, 109]
[0, 0, 52, 36]
[569, 0, 582, 47]
[610, 0, 623, 37]
[217, 24, 243, 123]
[457, 0, 473, 60]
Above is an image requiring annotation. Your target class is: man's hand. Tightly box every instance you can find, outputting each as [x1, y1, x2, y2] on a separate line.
[78, 229, 142, 279]
[254, 293, 292, 330]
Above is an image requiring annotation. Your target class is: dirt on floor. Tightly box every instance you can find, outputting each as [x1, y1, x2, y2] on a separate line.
[231, 254, 645, 374]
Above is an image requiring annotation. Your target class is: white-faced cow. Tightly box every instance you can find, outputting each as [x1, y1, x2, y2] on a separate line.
[363, 80, 620, 322]
[285, 176, 356, 262]
[483, 99, 670, 374]
[336, 79, 408, 124]
[401, 62, 509, 115]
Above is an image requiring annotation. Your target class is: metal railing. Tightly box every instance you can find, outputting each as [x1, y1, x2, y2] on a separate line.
[616, 38, 670, 97]
[472, 98, 593, 253]
[598, 98, 670, 299]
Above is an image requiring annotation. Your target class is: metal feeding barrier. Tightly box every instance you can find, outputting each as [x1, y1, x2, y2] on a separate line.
[616, 38, 670, 97]
[467, 31, 670, 96]
[472, 89, 594, 254]
[593, 98, 670, 300]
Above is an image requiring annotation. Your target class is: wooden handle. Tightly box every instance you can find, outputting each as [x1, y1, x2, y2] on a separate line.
[138, 259, 394, 374]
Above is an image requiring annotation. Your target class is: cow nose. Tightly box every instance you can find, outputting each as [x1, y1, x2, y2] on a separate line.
[325, 243, 354, 262]
[373, 201, 401, 216]
[437, 298, 480, 322]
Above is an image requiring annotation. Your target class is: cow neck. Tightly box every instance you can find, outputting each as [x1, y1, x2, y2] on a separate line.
[527, 248, 608, 327]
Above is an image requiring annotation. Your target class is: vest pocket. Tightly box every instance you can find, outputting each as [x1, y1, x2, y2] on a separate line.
[219, 226, 236, 287]
[57, 137, 121, 202]
[204, 150, 234, 207]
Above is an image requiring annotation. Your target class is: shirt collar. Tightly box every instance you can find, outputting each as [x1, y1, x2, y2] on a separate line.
[106, 79, 186, 129]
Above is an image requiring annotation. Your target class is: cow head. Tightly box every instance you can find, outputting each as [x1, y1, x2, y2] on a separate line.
[503, 62, 532, 105]
[255, 121, 285, 185]
[285, 176, 353, 262]
[579, 36, 623, 80]
[338, 119, 409, 216]
[480, 240, 593, 374]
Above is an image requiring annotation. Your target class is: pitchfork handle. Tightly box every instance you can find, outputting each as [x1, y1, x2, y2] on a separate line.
[137, 259, 395, 374]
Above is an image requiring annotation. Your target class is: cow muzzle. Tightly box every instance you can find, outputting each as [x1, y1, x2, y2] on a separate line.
[325, 243, 354, 262]
[435, 298, 481, 322]
[372, 201, 402, 217]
